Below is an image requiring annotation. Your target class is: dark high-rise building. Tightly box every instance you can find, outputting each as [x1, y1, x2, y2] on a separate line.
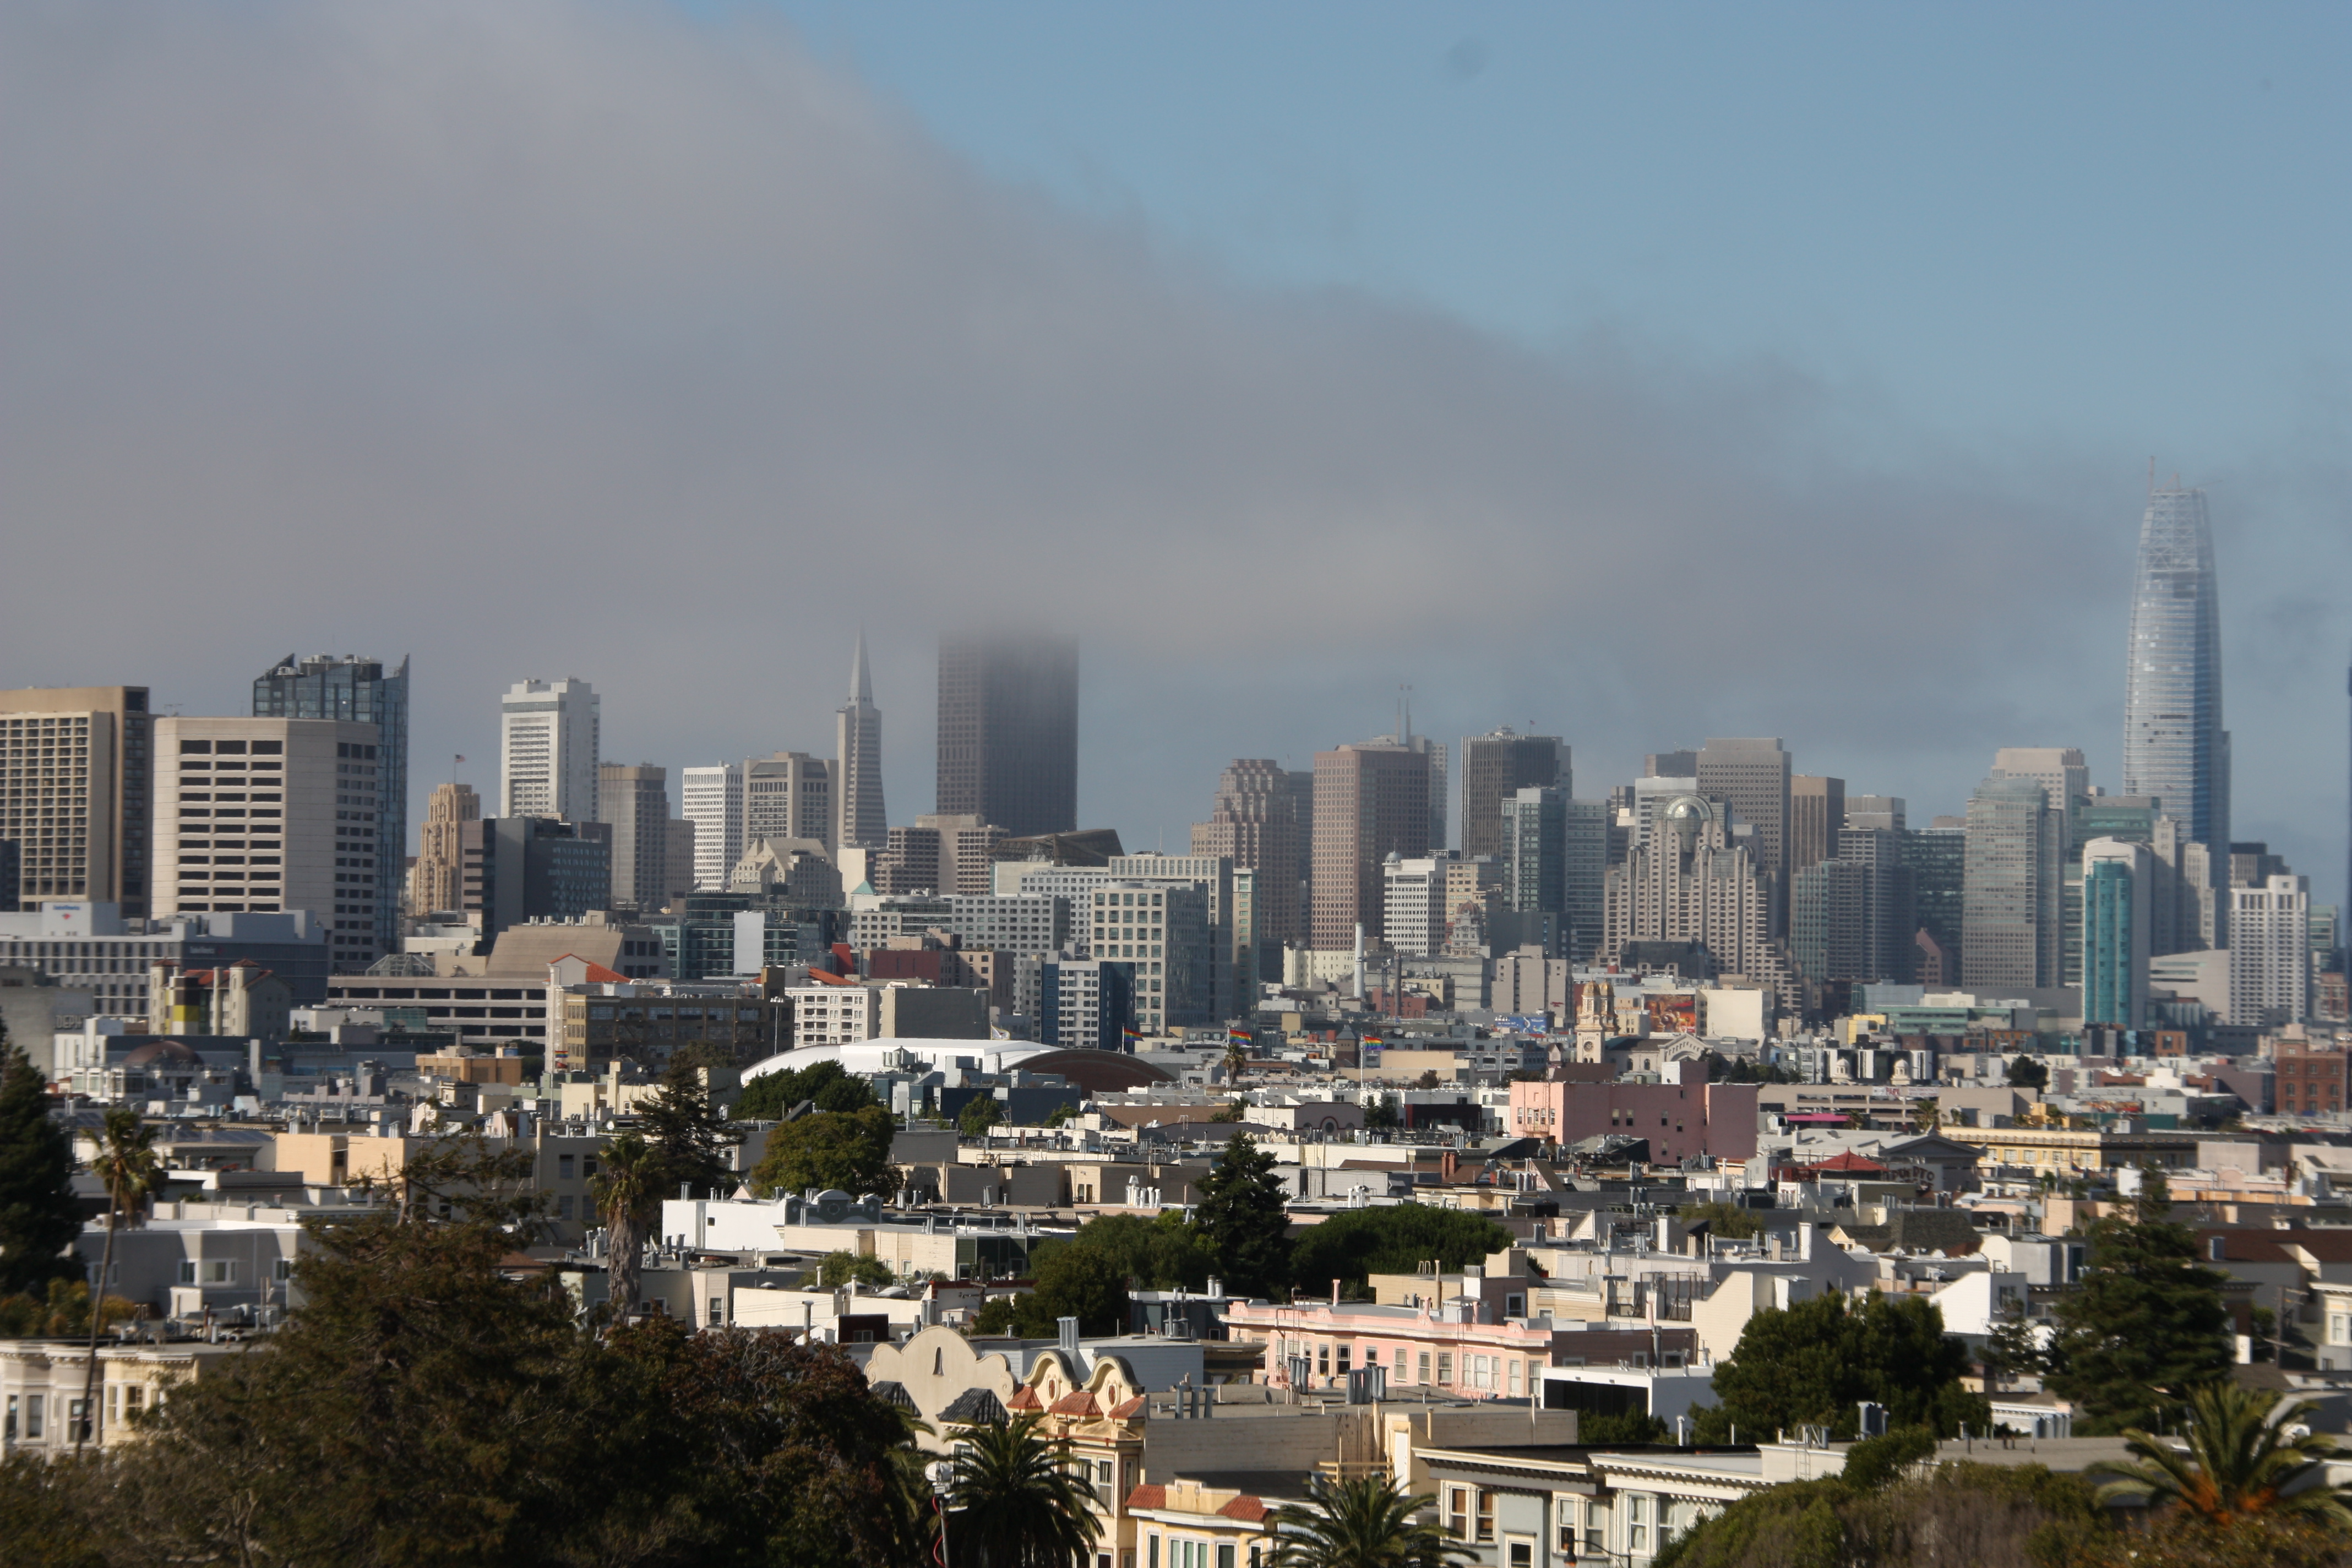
[935, 634, 1077, 838]
[1789, 776, 1846, 874]
[1902, 820, 1967, 980]
[462, 816, 613, 941]
[254, 655, 408, 958]
[1460, 729, 1568, 861]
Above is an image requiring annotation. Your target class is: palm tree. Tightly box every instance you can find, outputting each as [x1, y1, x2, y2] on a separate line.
[1266, 1473, 1474, 1568]
[77, 1106, 159, 1453]
[940, 1413, 1103, 1568]
[591, 1132, 665, 1322]
[2098, 1381, 2352, 1527]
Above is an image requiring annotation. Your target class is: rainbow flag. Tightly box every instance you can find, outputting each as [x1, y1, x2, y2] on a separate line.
[1361, 1035, 1384, 1049]
[1121, 1026, 1143, 1044]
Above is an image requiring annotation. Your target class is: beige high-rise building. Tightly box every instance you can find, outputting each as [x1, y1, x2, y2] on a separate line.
[1310, 743, 1430, 951]
[0, 686, 153, 916]
[154, 715, 386, 970]
[596, 764, 669, 912]
[747, 752, 835, 857]
[1695, 738, 1792, 892]
[1788, 776, 1847, 875]
[407, 781, 482, 917]
[1190, 759, 1305, 950]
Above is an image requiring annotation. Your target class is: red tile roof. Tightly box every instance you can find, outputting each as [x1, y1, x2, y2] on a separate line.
[1219, 1496, 1270, 1521]
[1108, 1395, 1147, 1419]
[1807, 1151, 1889, 1175]
[1126, 1485, 1167, 1511]
[1007, 1385, 1043, 1411]
[1049, 1390, 1101, 1418]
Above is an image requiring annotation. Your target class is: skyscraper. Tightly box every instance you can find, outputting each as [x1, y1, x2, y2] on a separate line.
[253, 655, 407, 957]
[0, 685, 153, 916]
[2121, 483, 2229, 852]
[1961, 775, 2064, 991]
[1500, 787, 1567, 920]
[1460, 729, 1568, 861]
[1696, 738, 1793, 925]
[746, 752, 834, 854]
[408, 780, 482, 917]
[1788, 776, 1846, 874]
[1190, 759, 1305, 952]
[499, 677, 600, 821]
[2082, 839, 2153, 1030]
[595, 764, 669, 911]
[936, 633, 1078, 837]
[835, 631, 888, 850]
[2229, 874, 2310, 1027]
[681, 763, 744, 891]
[1310, 743, 1430, 951]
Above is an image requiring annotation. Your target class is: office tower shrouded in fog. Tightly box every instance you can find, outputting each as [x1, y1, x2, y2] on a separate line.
[2122, 484, 2229, 853]
[1461, 729, 1568, 861]
[835, 632, 888, 850]
[1310, 743, 1430, 951]
[254, 655, 407, 956]
[937, 634, 1078, 838]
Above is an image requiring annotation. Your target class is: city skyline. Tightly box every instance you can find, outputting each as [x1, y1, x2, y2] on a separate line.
[1, 5, 2344, 910]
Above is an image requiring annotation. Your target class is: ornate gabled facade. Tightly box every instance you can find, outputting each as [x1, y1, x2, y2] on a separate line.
[1603, 796, 1792, 993]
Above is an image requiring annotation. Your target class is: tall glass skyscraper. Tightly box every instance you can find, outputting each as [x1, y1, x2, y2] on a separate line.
[253, 654, 409, 963]
[2121, 485, 2229, 852]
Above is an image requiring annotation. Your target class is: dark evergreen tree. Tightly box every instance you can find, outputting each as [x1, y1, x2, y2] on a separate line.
[638, 1060, 738, 1198]
[2005, 1054, 2049, 1090]
[1189, 1134, 1291, 1298]
[1287, 1205, 1511, 1297]
[2044, 1167, 2231, 1433]
[1691, 1291, 1989, 1442]
[0, 1035, 79, 1295]
[733, 1059, 878, 1120]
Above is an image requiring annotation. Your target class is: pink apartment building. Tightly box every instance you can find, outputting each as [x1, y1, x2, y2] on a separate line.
[1507, 1059, 1759, 1166]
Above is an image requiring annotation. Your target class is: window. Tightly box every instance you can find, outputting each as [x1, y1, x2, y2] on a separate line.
[273, 1259, 293, 1281]
[67, 1400, 91, 1445]
[1476, 1490, 1496, 1542]
[559, 1154, 576, 1179]
[1585, 1500, 1609, 1553]
[1508, 1359, 1522, 1397]
[1446, 1488, 1469, 1538]
[26, 1394, 45, 1440]
[1217, 1549, 1234, 1568]
[1628, 1495, 1650, 1554]
[709, 1298, 725, 1327]
[1147, 1537, 1159, 1568]
[2334, 1314, 2351, 1344]
[1418, 1351, 1431, 1383]
[4, 1396, 13, 1441]
[1554, 1495, 1578, 1554]
[1507, 1542, 1533, 1568]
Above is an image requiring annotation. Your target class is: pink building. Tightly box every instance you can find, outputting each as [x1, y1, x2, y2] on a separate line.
[1507, 1059, 1759, 1165]
[1224, 1297, 1696, 1402]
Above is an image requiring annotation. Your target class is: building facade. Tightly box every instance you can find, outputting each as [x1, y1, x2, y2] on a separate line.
[154, 717, 387, 971]
[1788, 775, 1845, 875]
[2082, 838, 2154, 1030]
[834, 631, 889, 851]
[2230, 874, 2310, 1027]
[462, 817, 614, 941]
[1501, 787, 1567, 922]
[1695, 738, 1792, 923]
[2122, 484, 2230, 858]
[936, 633, 1079, 837]
[0, 685, 153, 918]
[252, 656, 406, 955]
[1189, 758, 1305, 954]
[1311, 744, 1432, 951]
[1960, 775, 2062, 992]
[1460, 729, 1568, 862]
[745, 752, 834, 856]
[406, 780, 481, 917]
[595, 764, 669, 912]
[682, 763, 745, 891]
[499, 677, 599, 822]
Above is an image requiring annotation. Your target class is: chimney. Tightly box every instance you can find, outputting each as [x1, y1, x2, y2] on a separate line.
[1058, 1315, 1082, 1364]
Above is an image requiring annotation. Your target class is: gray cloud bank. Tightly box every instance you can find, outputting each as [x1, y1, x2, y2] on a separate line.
[2, 3, 2342, 897]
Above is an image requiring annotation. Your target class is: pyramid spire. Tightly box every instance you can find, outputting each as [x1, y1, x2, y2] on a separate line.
[850, 628, 874, 705]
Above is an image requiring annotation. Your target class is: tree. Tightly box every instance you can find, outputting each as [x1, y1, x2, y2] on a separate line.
[958, 1096, 1003, 1139]
[1189, 1134, 1291, 1299]
[1654, 1461, 2114, 1568]
[1287, 1205, 1511, 1298]
[1265, 1472, 1473, 1568]
[1677, 1201, 1763, 1241]
[1691, 1291, 1990, 1442]
[734, 1059, 878, 1121]
[1576, 1409, 1671, 1446]
[2097, 1382, 2352, 1528]
[2006, 1055, 2049, 1091]
[78, 1108, 159, 1453]
[1364, 1093, 1401, 1133]
[1028, 1246, 1128, 1336]
[637, 1060, 737, 1198]
[0, 1035, 78, 1296]
[751, 1105, 902, 1199]
[2044, 1168, 2231, 1433]
[818, 1250, 896, 1290]
[593, 1132, 666, 1320]
[939, 1414, 1103, 1568]
[1046, 1211, 1212, 1292]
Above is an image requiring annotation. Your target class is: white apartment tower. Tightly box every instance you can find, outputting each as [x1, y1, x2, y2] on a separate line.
[682, 763, 745, 891]
[500, 678, 600, 820]
[747, 752, 835, 856]
[2229, 874, 2310, 1027]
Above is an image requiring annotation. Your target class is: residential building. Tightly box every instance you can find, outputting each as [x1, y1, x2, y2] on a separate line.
[1080, 881, 1210, 1032]
[745, 752, 834, 857]
[2082, 839, 2154, 1030]
[835, 631, 888, 850]
[1039, 955, 1136, 1050]
[1190, 758, 1305, 954]
[1507, 1060, 1761, 1164]
[682, 763, 745, 891]
[850, 893, 1068, 955]
[1311, 743, 1431, 951]
[1695, 738, 1792, 923]
[1788, 775, 1845, 874]
[407, 780, 481, 917]
[0, 685, 153, 917]
[155, 717, 387, 971]
[460, 817, 614, 941]
[498, 677, 599, 821]
[2275, 1041, 2345, 1120]
[252, 657, 406, 955]
[146, 960, 292, 1041]
[1109, 852, 1245, 1015]
[594, 764, 668, 912]
[1460, 729, 1568, 861]
[1961, 775, 2062, 991]
[788, 982, 876, 1048]
[936, 633, 1079, 837]
[2122, 483, 2230, 859]
[2230, 874, 2310, 1027]
[1224, 1297, 1696, 1404]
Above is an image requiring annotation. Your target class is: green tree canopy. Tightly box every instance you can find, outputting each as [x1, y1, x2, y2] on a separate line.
[1677, 1201, 1763, 1240]
[2098, 1381, 2352, 1528]
[636, 1060, 739, 1198]
[1286, 1205, 1511, 1298]
[0, 1035, 79, 1296]
[957, 1095, 1003, 1138]
[2044, 1169, 2231, 1434]
[1692, 1291, 1990, 1443]
[817, 1250, 896, 1290]
[1188, 1134, 1291, 1299]
[1037, 1211, 1213, 1293]
[752, 1105, 901, 1199]
[939, 1414, 1102, 1568]
[733, 1059, 878, 1121]
[2006, 1054, 2049, 1090]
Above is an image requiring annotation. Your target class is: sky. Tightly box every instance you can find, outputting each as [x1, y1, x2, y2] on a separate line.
[2, 2, 2346, 904]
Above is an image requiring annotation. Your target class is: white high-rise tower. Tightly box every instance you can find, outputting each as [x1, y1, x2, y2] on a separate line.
[500, 678, 600, 820]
